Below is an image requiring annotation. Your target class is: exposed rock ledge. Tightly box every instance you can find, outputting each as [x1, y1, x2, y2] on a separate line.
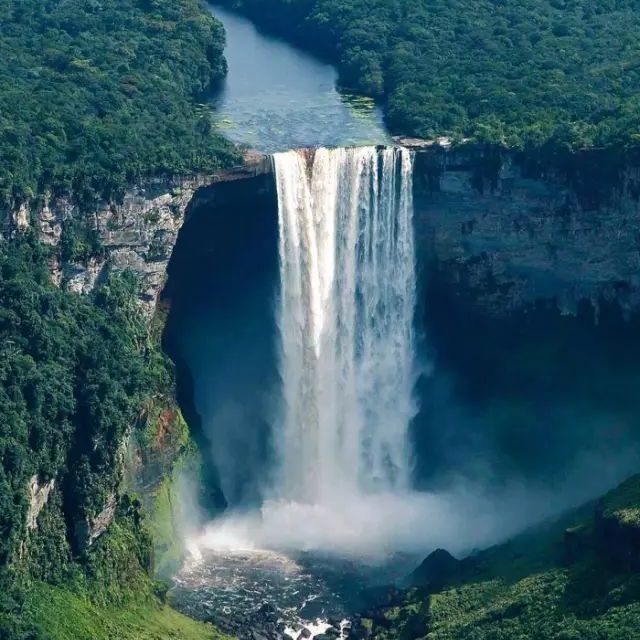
[5, 153, 271, 319]
[26, 475, 55, 531]
[74, 492, 118, 551]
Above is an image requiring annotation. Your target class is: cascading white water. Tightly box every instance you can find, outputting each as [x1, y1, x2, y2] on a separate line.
[273, 146, 417, 505]
[192, 145, 596, 557]
[194, 146, 443, 556]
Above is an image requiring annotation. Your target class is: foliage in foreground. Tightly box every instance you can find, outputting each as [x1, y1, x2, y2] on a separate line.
[23, 583, 226, 640]
[2, 508, 230, 640]
[366, 475, 640, 640]
[221, 0, 640, 151]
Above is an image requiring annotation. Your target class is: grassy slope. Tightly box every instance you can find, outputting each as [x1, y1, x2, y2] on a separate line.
[371, 476, 640, 640]
[602, 475, 640, 529]
[25, 582, 230, 640]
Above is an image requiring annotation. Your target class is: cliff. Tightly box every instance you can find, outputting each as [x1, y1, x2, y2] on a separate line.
[7, 143, 640, 558]
[9, 144, 640, 325]
[4, 154, 271, 319]
[413, 145, 640, 319]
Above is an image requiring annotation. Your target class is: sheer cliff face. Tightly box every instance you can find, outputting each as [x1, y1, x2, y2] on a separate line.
[16, 142, 631, 537]
[413, 147, 640, 320]
[158, 146, 640, 527]
[409, 146, 640, 489]
[4, 155, 272, 321]
[8, 146, 640, 324]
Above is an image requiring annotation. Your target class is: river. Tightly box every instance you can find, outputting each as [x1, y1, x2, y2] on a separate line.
[170, 7, 415, 640]
[207, 4, 389, 152]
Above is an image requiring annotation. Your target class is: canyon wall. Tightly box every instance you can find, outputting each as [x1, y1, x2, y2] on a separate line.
[7, 145, 640, 324]
[412, 145, 640, 320]
[4, 154, 272, 319]
[8, 144, 640, 541]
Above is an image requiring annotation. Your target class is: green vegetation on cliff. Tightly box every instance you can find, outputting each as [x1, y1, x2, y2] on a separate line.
[0, 233, 204, 638]
[0, 234, 155, 567]
[366, 476, 640, 640]
[221, 0, 640, 150]
[0, 2, 239, 635]
[0, 0, 239, 212]
[5, 501, 229, 640]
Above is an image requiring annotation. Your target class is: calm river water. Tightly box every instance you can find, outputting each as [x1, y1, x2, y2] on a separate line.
[207, 4, 389, 152]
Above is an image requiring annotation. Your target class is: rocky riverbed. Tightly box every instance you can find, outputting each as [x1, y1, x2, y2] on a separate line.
[170, 548, 418, 640]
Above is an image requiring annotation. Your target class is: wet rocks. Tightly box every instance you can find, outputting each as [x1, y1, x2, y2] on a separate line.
[204, 600, 298, 640]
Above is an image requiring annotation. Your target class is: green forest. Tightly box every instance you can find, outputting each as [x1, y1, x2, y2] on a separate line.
[0, 232, 173, 638]
[0, 1, 238, 637]
[0, 0, 239, 213]
[222, 0, 640, 150]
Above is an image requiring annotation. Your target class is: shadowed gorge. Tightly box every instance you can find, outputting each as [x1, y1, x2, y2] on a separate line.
[163, 173, 279, 508]
[162, 145, 640, 636]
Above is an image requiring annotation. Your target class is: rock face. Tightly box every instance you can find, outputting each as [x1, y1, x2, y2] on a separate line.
[413, 146, 640, 318]
[26, 475, 55, 531]
[407, 548, 461, 589]
[6, 155, 272, 319]
[8, 145, 640, 322]
[74, 492, 119, 551]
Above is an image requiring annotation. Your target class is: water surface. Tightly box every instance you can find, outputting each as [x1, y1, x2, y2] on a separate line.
[207, 4, 389, 151]
[173, 548, 415, 639]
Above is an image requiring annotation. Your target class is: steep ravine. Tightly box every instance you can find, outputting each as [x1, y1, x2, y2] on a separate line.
[160, 144, 640, 499]
[7, 143, 640, 639]
[158, 143, 640, 640]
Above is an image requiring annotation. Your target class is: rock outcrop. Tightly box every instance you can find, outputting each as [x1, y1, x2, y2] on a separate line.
[413, 146, 640, 318]
[74, 492, 118, 551]
[26, 475, 55, 531]
[407, 548, 461, 589]
[6, 154, 272, 319]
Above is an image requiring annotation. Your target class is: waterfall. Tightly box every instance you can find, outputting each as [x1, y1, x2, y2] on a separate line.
[273, 146, 417, 506]
[195, 146, 530, 556]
